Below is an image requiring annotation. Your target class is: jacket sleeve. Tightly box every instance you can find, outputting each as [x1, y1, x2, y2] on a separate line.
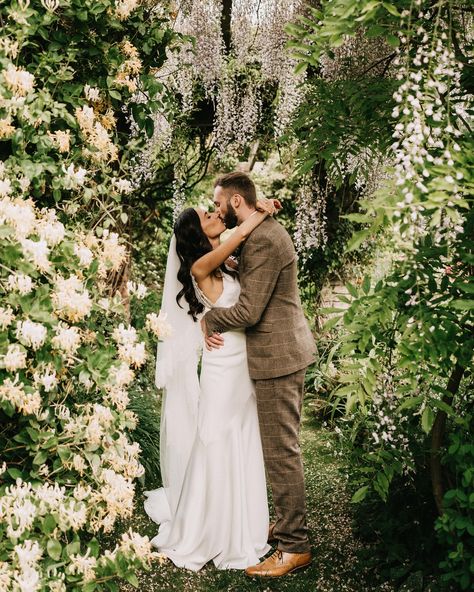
[204, 233, 281, 335]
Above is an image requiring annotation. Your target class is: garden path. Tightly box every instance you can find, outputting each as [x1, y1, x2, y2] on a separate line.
[114, 411, 396, 592]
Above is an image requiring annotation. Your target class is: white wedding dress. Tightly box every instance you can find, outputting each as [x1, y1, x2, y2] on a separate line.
[144, 272, 270, 571]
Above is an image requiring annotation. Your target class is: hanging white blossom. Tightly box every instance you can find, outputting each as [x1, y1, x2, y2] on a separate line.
[294, 177, 328, 259]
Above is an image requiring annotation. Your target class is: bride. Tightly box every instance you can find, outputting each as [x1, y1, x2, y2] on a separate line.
[143, 198, 277, 571]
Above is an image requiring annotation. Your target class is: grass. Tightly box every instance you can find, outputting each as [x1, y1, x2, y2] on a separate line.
[105, 407, 409, 592]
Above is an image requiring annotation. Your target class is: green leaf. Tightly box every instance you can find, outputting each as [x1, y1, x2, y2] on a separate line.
[42, 514, 57, 535]
[345, 282, 359, 298]
[321, 315, 341, 331]
[361, 1, 381, 14]
[382, 2, 401, 16]
[362, 275, 371, 295]
[345, 229, 371, 252]
[47, 538, 62, 561]
[318, 307, 345, 314]
[7, 468, 23, 479]
[429, 399, 454, 415]
[351, 485, 369, 503]
[451, 299, 474, 310]
[33, 450, 48, 465]
[125, 573, 139, 587]
[396, 395, 424, 412]
[145, 117, 154, 138]
[65, 541, 81, 557]
[343, 213, 371, 223]
[26, 427, 39, 442]
[386, 35, 400, 47]
[421, 406, 434, 434]
[88, 538, 100, 558]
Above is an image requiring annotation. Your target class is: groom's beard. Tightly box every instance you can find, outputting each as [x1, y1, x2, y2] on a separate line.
[223, 203, 238, 229]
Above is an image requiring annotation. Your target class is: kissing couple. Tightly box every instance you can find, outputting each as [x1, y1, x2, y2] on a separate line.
[144, 171, 316, 577]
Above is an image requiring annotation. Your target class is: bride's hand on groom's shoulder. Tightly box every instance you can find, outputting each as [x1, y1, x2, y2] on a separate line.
[256, 198, 282, 216]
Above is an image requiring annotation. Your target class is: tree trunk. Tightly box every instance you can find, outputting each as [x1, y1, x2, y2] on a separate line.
[430, 363, 465, 515]
[221, 0, 232, 53]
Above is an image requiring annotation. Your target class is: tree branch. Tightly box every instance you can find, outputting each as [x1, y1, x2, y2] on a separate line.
[430, 363, 465, 515]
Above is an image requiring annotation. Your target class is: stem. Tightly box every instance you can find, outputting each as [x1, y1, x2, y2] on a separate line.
[430, 362, 464, 515]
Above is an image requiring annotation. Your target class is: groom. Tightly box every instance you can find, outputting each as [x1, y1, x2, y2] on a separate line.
[201, 171, 316, 577]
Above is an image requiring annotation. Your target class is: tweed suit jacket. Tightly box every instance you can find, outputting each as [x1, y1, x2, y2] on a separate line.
[204, 217, 316, 380]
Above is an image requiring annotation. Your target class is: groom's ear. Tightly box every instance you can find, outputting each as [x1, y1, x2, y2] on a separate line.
[231, 193, 242, 209]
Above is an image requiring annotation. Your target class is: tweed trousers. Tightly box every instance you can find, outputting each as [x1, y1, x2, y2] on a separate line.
[254, 367, 310, 554]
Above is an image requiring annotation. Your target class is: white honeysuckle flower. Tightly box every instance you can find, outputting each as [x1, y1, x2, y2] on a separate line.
[20, 238, 51, 272]
[84, 84, 100, 102]
[58, 499, 88, 531]
[6, 273, 34, 295]
[37, 209, 65, 246]
[52, 275, 93, 322]
[98, 231, 127, 276]
[98, 297, 110, 311]
[0, 305, 15, 329]
[113, 178, 134, 194]
[108, 362, 135, 387]
[3, 64, 35, 96]
[51, 323, 81, 355]
[74, 243, 94, 267]
[112, 323, 138, 346]
[114, 0, 139, 21]
[12, 565, 40, 591]
[145, 311, 173, 339]
[105, 386, 130, 411]
[127, 281, 147, 299]
[119, 529, 154, 562]
[16, 320, 47, 350]
[72, 454, 86, 474]
[0, 178, 12, 197]
[47, 129, 70, 153]
[18, 175, 31, 193]
[73, 483, 92, 501]
[2, 344, 27, 372]
[75, 105, 95, 131]
[40, 0, 60, 14]
[14, 539, 43, 570]
[33, 365, 58, 392]
[68, 549, 97, 583]
[0, 196, 36, 238]
[118, 341, 147, 368]
[63, 163, 88, 188]
[0, 376, 27, 410]
[0, 37, 19, 59]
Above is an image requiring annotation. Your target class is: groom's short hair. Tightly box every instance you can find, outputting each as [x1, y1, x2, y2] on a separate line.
[214, 172, 257, 207]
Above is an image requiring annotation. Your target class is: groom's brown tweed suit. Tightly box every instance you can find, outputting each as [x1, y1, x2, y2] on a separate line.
[204, 216, 316, 553]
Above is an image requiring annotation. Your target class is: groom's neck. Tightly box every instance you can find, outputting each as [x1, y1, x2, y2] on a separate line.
[236, 204, 257, 225]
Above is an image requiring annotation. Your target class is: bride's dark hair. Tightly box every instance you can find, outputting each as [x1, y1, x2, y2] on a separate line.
[174, 207, 233, 321]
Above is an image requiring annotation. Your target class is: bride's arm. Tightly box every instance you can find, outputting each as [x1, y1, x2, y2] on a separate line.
[191, 201, 275, 282]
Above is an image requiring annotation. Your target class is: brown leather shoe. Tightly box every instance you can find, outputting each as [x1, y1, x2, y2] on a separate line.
[268, 522, 277, 543]
[245, 549, 312, 577]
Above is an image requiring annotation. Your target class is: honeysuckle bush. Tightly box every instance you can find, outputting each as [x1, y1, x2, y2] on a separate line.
[0, 0, 179, 229]
[0, 196, 172, 590]
[290, 0, 473, 588]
